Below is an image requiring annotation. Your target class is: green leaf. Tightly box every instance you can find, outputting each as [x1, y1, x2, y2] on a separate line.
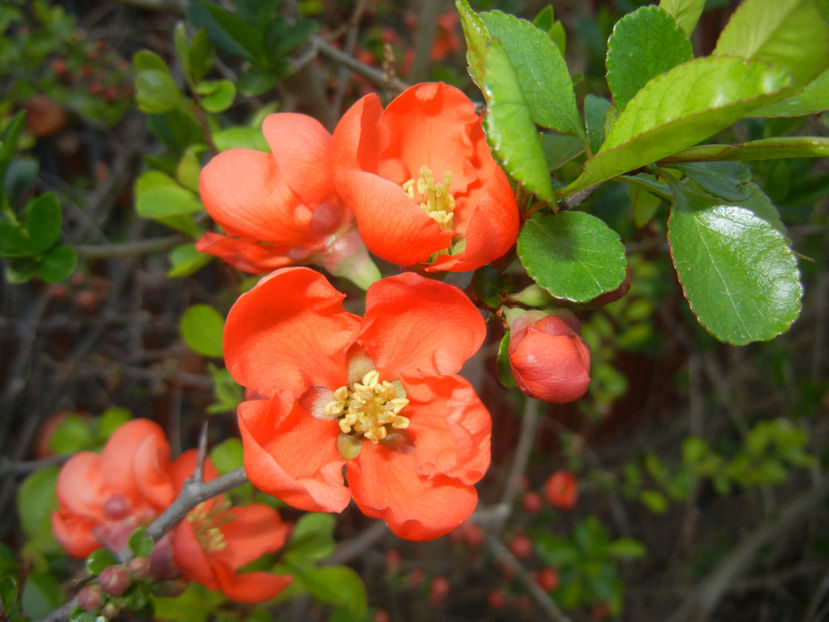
[236, 66, 279, 97]
[39, 245, 77, 283]
[190, 28, 215, 83]
[517, 211, 627, 302]
[195, 80, 236, 113]
[209, 438, 244, 475]
[740, 183, 785, 234]
[542, 132, 584, 171]
[606, 538, 647, 559]
[0, 110, 26, 187]
[564, 57, 793, 195]
[97, 407, 133, 440]
[497, 330, 516, 388]
[661, 136, 829, 163]
[4, 158, 39, 207]
[284, 513, 336, 564]
[212, 126, 270, 152]
[85, 549, 118, 576]
[206, 365, 243, 414]
[49, 413, 92, 454]
[174, 21, 192, 79]
[135, 70, 185, 114]
[17, 467, 58, 539]
[457, 0, 554, 202]
[631, 184, 662, 227]
[21, 571, 60, 618]
[0, 220, 36, 257]
[639, 490, 668, 513]
[135, 171, 203, 219]
[5, 257, 40, 284]
[168, 243, 212, 278]
[25, 193, 62, 253]
[659, 0, 705, 37]
[667, 182, 802, 344]
[0, 575, 17, 610]
[480, 10, 584, 138]
[584, 95, 611, 156]
[533, 532, 581, 566]
[128, 528, 155, 558]
[748, 68, 829, 117]
[180, 304, 224, 358]
[133, 50, 169, 72]
[674, 161, 752, 201]
[186, 2, 265, 64]
[606, 5, 693, 111]
[0, 543, 18, 576]
[291, 565, 367, 616]
[714, 0, 829, 86]
[470, 265, 508, 308]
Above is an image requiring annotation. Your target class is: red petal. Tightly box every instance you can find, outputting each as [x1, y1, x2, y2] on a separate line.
[223, 267, 360, 397]
[172, 520, 215, 589]
[56, 451, 106, 520]
[262, 113, 334, 207]
[169, 450, 220, 494]
[404, 376, 491, 485]
[213, 562, 292, 604]
[51, 510, 100, 558]
[212, 504, 289, 570]
[101, 419, 169, 505]
[359, 273, 485, 378]
[196, 232, 294, 273]
[199, 149, 314, 247]
[347, 445, 478, 540]
[331, 93, 384, 182]
[133, 428, 174, 509]
[238, 395, 350, 513]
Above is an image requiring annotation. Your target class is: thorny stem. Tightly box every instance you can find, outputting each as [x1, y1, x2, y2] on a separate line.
[74, 235, 186, 260]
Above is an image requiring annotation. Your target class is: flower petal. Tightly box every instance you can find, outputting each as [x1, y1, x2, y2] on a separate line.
[238, 395, 350, 513]
[213, 504, 289, 570]
[56, 451, 106, 520]
[223, 267, 360, 397]
[347, 445, 478, 540]
[212, 562, 292, 604]
[169, 449, 219, 493]
[101, 419, 169, 505]
[359, 273, 485, 378]
[51, 511, 100, 558]
[331, 93, 384, 181]
[133, 428, 175, 509]
[262, 113, 334, 207]
[199, 148, 314, 247]
[172, 519, 215, 589]
[195, 232, 294, 274]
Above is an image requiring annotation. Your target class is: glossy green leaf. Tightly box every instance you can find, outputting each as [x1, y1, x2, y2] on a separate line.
[207, 364, 243, 414]
[97, 407, 132, 440]
[518, 211, 627, 302]
[213, 126, 270, 152]
[606, 538, 647, 559]
[4, 158, 38, 207]
[471, 265, 508, 308]
[748, 68, 829, 117]
[195, 79, 236, 113]
[129, 528, 155, 558]
[674, 161, 752, 201]
[661, 136, 829, 163]
[136, 171, 203, 219]
[284, 513, 337, 563]
[458, 0, 554, 202]
[714, 0, 829, 86]
[186, 2, 264, 64]
[542, 132, 584, 170]
[584, 95, 611, 156]
[0, 575, 17, 610]
[174, 22, 191, 78]
[180, 303, 224, 358]
[668, 183, 802, 344]
[209, 438, 244, 475]
[25, 193, 62, 253]
[85, 549, 118, 576]
[21, 572, 60, 619]
[480, 10, 584, 138]
[168, 242, 212, 278]
[135, 69, 185, 114]
[606, 5, 693, 111]
[39, 245, 77, 283]
[564, 57, 792, 195]
[740, 182, 785, 234]
[292, 565, 367, 616]
[0, 220, 35, 257]
[659, 0, 705, 37]
[49, 413, 92, 454]
[631, 184, 662, 227]
[0, 543, 18, 576]
[133, 50, 168, 72]
[17, 466, 58, 539]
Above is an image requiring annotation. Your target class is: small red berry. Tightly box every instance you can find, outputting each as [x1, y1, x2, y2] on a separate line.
[508, 535, 533, 560]
[428, 576, 450, 605]
[522, 491, 543, 514]
[544, 470, 578, 510]
[536, 567, 559, 591]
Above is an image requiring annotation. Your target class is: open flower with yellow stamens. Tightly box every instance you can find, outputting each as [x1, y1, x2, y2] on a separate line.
[170, 451, 292, 603]
[225, 268, 492, 540]
[331, 81, 520, 272]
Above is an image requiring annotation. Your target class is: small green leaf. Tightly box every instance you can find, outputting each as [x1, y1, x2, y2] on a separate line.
[0, 220, 36, 257]
[4, 158, 39, 207]
[25, 193, 62, 253]
[470, 265, 508, 308]
[584, 95, 611, 156]
[606, 5, 693, 111]
[190, 28, 215, 83]
[97, 407, 133, 440]
[5, 257, 40, 283]
[236, 66, 279, 97]
[668, 182, 802, 344]
[542, 132, 584, 170]
[135, 171, 203, 219]
[206, 365, 243, 414]
[212, 126, 270, 152]
[180, 304, 224, 358]
[0, 542, 19, 576]
[135, 70, 185, 114]
[285, 513, 336, 563]
[176, 148, 203, 194]
[0, 110, 27, 185]
[186, 1, 265, 63]
[21, 571, 60, 618]
[606, 538, 647, 559]
[659, 0, 705, 37]
[128, 528, 155, 558]
[0, 575, 17, 610]
[639, 490, 668, 513]
[748, 68, 829, 117]
[497, 330, 516, 388]
[661, 136, 829, 163]
[291, 565, 367, 616]
[195, 80, 236, 113]
[674, 161, 752, 201]
[209, 438, 244, 475]
[49, 413, 92, 454]
[17, 467, 58, 539]
[564, 57, 792, 195]
[517, 211, 627, 302]
[714, 0, 829, 86]
[168, 243, 212, 278]
[133, 50, 169, 72]
[174, 22, 192, 82]
[39, 245, 78, 283]
[631, 184, 662, 227]
[86, 549, 118, 576]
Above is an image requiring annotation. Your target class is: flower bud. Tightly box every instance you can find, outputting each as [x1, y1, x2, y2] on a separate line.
[99, 565, 131, 596]
[127, 556, 152, 580]
[77, 584, 103, 611]
[507, 310, 590, 403]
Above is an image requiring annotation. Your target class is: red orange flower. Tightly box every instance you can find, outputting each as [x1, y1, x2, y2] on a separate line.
[197, 113, 378, 288]
[331, 82, 519, 272]
[224, 267, 491, 540]
[170, 451, 292, 603]
[51, 418, 174, 557]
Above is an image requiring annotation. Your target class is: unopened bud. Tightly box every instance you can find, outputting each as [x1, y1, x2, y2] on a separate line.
[77, 584, 103, 611]
[99, 565, 131, 596]
[102, 493, 131, 520]
[100, 601, 119, 619]
[154, 578, 188, 597]
[127, 556, 152, 580]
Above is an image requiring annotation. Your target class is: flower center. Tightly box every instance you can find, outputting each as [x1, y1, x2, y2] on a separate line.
[186, 497, 232, 553]
[402, 165, 455, 229]
[324, 370, 410, 459]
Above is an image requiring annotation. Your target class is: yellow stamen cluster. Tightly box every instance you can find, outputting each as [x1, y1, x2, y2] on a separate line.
[187, 497, 233, 552]
[325, 370, 410, 447]
[402, 165, 455, 229]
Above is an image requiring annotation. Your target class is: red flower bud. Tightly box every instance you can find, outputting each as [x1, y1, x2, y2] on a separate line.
[127, 556, 152, 580]
[507, 534, 533, 559]
[507, 310, 591, 403]
[77, 585, 103, 611]
[99, 565, 131, 596]
[536, 566, 559, 591]
[543, 470, 578, 510]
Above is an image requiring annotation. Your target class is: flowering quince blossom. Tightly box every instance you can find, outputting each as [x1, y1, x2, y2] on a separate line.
[197, 113, 379, 289]
[52, 418, 175, 558]
[506, 309, 591, 403]
[224, 267, 492, 540]
[331, 82, 519, 271]
[170, 451, 292, 603]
